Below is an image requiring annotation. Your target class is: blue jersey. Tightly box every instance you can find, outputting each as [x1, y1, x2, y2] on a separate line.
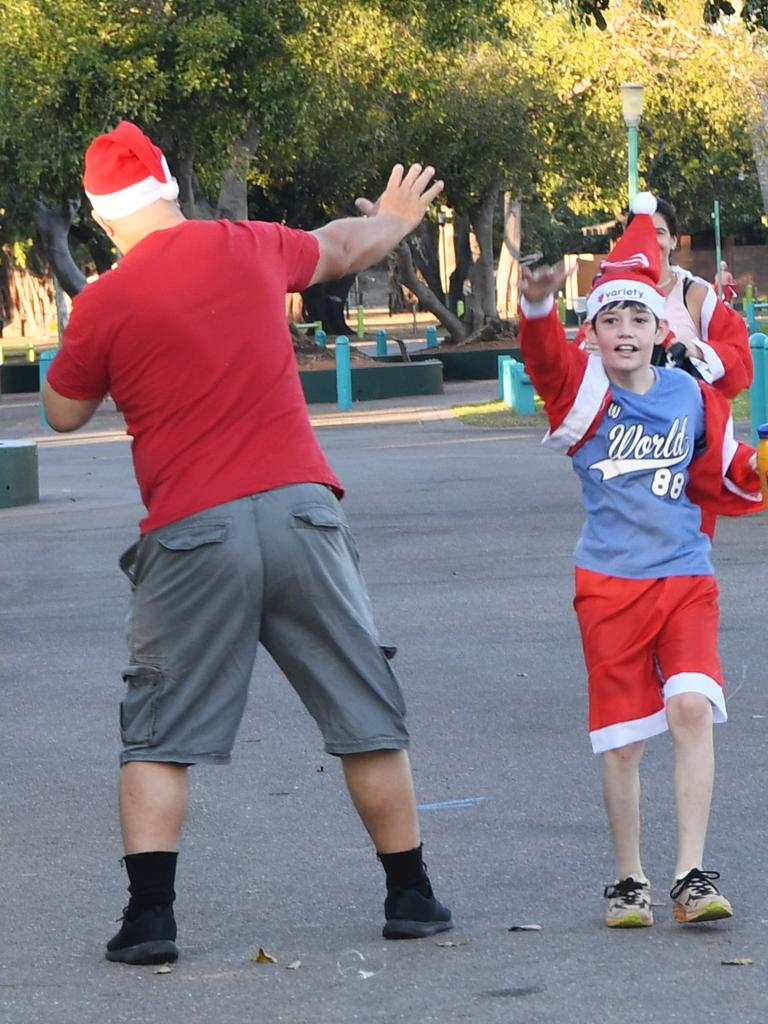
[572, 367, 712, 578]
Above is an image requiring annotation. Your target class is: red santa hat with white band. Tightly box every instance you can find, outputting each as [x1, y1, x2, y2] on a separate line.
[83, 120, 179, 220]
[586, 192, 665, 321]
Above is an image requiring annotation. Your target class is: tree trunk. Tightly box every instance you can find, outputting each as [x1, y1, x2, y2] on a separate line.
[301, 275, 356, 335]
[394, 240, 467, 342]
[468, 175, 502, 326]
[174, 150, 217, 220]
[449, 214, 472, 314]
[751, 95, 768, 217]
[215, 122, 260, 222]
[495, 193, 521, 319]
[70, 220, 115, 275]
[31, 199, 87, 298]
[410, 222, 445, 304]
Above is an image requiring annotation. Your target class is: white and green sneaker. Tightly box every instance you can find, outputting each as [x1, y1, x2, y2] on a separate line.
[670, 869, 733, 923]
[604, 875, 653, 928]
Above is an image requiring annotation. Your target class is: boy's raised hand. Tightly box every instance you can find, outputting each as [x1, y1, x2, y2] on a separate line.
[521, 262, 570, 303]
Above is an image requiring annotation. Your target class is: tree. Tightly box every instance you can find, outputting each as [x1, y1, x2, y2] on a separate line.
[566, 0, 768, 31]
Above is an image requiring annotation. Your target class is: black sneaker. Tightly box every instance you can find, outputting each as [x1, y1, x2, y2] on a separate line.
[106, 903, 179, 964]
[382, 879, 453, 939]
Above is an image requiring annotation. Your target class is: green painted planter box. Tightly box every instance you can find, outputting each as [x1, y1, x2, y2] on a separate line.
[299, 359, 443, 404]
[372, 347, 521, 381]
[1, 363, 40, 394]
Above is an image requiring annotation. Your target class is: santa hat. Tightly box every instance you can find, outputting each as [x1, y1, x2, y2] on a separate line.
[83, 120, 179, 220]
[586, 192, 665, 321]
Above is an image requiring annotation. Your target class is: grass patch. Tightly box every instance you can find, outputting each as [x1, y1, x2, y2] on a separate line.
[455, 389, 752, 430]
[452, 400, 548, 428]
[731, 389, 750, 422]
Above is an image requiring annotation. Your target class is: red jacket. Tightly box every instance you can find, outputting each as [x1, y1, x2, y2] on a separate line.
[571, 285, 751, 398]
[520, 303, 763, 536]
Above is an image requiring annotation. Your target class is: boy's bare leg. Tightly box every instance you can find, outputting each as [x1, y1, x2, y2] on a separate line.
[341, 749, 420, 853]
[602, 740, 646, 879]
[120, 761, 188, 853]
[665, 693, 714, 876]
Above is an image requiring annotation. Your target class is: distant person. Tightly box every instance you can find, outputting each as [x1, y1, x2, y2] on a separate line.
[43, 121, 452, 965]
[715, 260, 738, 305]
[518, 192, 763, 930]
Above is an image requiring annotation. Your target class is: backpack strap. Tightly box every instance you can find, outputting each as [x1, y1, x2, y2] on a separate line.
[682, 275, 693, 311]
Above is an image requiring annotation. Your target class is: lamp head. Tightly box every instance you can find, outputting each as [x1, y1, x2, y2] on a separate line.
[620, 83, 645, 128]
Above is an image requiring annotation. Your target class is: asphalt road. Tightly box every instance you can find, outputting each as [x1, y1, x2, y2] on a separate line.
[2, 386, 768, 1023]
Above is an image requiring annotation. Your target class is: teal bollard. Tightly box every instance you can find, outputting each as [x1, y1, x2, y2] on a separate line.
[498, 355, 513, 402]
[38, 348, 57, 428]
[375, 329, 387, 357]
[746, 301, 757, 336]
[315, 329, 327, 348]
[749, 333, 767, 444]
[425, 325, 438, 348]
[511, 363, 536, 416]
[501, 357, 515, 408]
[335, 335, 352, 411]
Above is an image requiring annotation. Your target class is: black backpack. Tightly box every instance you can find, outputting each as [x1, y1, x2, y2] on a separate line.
[651, 277, 703, 380]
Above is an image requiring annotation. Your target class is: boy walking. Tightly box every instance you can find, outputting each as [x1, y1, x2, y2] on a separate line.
[518, 193, 763, 927]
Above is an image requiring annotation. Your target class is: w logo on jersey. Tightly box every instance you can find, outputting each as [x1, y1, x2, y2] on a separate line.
[589, 417, 690, 481]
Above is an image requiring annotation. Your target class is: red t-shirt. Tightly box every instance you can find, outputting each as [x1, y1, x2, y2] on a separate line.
[47, 219, 342, 532]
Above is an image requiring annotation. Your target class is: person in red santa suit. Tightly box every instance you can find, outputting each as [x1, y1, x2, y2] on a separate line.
[518, 192, 763, 931]
[581, 198, 751, 399]
[43, 121, 452, 965]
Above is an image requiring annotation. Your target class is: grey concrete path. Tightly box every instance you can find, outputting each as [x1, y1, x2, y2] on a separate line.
[2, 383, 768, 1024]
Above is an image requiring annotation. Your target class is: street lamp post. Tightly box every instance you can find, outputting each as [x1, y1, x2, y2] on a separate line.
[620, 83, 645, 202]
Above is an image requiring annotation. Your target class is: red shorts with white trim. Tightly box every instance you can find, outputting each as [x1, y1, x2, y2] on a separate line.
[573, 569, 726, 754]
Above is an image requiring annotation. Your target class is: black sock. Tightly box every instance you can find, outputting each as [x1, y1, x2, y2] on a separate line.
[377, 845, 430, 894]
[123, 851, 178, 909]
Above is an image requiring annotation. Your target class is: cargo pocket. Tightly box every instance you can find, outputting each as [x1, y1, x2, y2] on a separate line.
[290, 505, 346, 531]
[156, 520, 230, 551]
[120, 662, 165, 746]
[118, 540, 141, 586]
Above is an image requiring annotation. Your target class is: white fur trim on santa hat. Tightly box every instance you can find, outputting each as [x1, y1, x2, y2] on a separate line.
[586, 278, 665, 320]
[630, 191, 657, 215]
[86, 153, 178, 220]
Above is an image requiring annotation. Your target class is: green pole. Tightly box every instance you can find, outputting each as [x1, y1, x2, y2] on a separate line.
[627, 125, 639, 201]
[713, 200, 722, 299]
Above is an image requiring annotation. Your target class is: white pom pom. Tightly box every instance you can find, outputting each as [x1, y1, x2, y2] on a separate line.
[630, 191, 657, 215]
[159, 179, 179, 201]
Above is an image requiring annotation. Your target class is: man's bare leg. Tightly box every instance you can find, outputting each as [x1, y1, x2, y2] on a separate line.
[340, 749, 419, 852]
[341, 748, 451, 938]
[120, 761, 188, 852]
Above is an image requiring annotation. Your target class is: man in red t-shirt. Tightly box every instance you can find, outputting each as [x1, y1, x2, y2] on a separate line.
[44, 121, 451, 964]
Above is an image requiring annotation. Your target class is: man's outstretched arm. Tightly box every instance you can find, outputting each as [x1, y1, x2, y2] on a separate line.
[309, 163, 443, 285]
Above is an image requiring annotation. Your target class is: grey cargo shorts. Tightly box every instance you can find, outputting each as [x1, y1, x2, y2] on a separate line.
[118, 483, 409, 765]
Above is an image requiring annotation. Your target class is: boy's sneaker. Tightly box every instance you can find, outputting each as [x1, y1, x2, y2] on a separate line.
[382, 878, 453, 939]
[603, 875, 654, 928]
[106, 902, 179, 964]
[670, 868, 733, 923]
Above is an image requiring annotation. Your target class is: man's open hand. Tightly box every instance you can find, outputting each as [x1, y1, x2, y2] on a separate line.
[355, 164, 444, 231]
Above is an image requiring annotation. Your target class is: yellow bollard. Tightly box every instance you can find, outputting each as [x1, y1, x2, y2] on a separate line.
[0, 346, 4, 366]
[356, 306, 365, 339]
[26, 341, 36, 363]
